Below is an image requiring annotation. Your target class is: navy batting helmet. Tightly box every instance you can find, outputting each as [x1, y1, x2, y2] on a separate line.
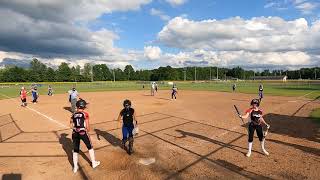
[250, 99, 260, 106]
[76, 99, 87, 109]
[123, 99, 131, 108]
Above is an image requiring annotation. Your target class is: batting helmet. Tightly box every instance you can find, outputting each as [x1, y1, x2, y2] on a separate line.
[76, 99, 87, 109]
[250, 99, 260, 106]
[123, 99, 131, 108]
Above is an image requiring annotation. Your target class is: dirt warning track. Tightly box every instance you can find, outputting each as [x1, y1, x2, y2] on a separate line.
[0, 90, 319, 180]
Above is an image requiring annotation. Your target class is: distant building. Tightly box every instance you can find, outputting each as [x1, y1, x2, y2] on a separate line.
[251, 75, 288, 82]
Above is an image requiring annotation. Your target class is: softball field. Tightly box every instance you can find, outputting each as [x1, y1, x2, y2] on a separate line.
[0, 89, 319, 180]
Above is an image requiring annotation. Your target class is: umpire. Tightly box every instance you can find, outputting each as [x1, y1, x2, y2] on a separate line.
[68, 87, 81, 113]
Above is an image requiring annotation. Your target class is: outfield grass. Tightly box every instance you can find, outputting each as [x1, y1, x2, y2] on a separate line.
[310, 108, 320, 124]
[0, 81, 319, 100]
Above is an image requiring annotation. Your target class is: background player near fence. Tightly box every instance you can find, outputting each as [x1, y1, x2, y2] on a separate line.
[117, 99, 138, 155]
[171, 84, 178, 100]
[68, 87, 81, 113]
[239, 99, 270, 157]
[31, 86, 39, 104]
[48, 85, 53, 96]
[70, 99, 100, 173]
[258, 84, 264, 102]
[232, 84, 236, 92]
[20, 87, 28, 107]
[151, 82, 156, 96]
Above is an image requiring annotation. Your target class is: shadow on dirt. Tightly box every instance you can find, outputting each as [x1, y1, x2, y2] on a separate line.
[268, 139, 320, 156]
[2, 173, 21, 180]
[172, 129, 262, 155]
[264, 113, 320, 143]
[214, 159, 272, 180]
[163, 130, 271, 180]
[94, 129, 122, 147]
[59, 133, 92, 167]
[63, 107, 72, 113]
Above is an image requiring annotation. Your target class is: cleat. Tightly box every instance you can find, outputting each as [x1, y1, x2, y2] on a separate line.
[73, 166, 78, 173]
[262, 149, 269, 156]
[246, 152, 251, 157]
[92, 161, 100, 169]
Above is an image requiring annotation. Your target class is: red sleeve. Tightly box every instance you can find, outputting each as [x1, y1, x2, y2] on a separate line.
[245, 108, 252, 114]
[84, 112, 89, 119]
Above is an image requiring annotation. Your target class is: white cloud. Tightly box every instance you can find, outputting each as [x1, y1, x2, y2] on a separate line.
[157, 49, 316, 69]
[150, 8, 170, 21]
[295, 2, 319, 14]
[264, 0, 319, 14]
[165, 0, 188, 6]
[0, 0, 152, 68]
[144, 46, 162, 60]
[0, 0, 152, 22]
[158, 16, 320, 53]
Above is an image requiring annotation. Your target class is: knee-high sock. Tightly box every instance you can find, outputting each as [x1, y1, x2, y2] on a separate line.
[261, 140, 266, 151]
[73, 152, 78, 167]
[89, 149, 96, 163]
[248, 142, 253, 153]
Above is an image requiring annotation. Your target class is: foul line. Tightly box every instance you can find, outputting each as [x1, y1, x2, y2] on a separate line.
[0, 93, 68, 128]
[298, 91, 315, 99]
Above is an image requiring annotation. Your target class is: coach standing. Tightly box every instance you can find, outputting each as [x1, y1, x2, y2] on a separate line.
[68, 87, 80, 113]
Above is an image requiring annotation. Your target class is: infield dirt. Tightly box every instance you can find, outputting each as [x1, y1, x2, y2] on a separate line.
[0, 90, 319, 180]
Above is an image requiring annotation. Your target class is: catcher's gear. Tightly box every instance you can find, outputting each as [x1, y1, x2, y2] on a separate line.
[76, 99, 87, 109]
[123, 99, 131, 108]
[250, 99, 260, 106]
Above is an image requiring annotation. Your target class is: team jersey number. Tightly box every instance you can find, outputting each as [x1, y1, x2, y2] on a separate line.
[75, 118, 82, 127]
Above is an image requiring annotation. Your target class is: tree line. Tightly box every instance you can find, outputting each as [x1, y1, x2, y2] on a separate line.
[0, 59, 319, 82]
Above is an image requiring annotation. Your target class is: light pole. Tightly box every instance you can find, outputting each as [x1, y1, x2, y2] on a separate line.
[91, 64, 94, 82]
[113, 69, 116, 82]
[194, 67, 197, 81]
[216, 66, 219, 80]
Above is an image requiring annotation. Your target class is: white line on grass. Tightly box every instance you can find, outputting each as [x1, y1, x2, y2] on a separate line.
[0, 93, 68, 128]
[299, 91, 315, 99]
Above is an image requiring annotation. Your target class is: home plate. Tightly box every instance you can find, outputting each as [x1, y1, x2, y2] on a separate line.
[138, 158, 156, 165]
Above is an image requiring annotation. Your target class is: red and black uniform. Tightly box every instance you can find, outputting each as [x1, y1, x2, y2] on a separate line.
[246, 108, 264, 142]
[72, 111, 92, 153]
[20, 89, 27, 103]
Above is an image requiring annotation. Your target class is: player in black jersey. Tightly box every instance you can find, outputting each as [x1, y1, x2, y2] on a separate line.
[239, 99, 270, 157]
[117, 99, 138, 155]
[70, 99, 100, 173]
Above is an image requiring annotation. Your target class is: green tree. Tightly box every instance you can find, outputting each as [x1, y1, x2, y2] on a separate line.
[2, 66, 27, 82]
[46, 67, 56, 82]
[93, 64, 111, 81]
[56, 62, 72, 81]
[123, 65, 135, 80]
[83, 63, 92, 81]
[29, 58, 47, 82]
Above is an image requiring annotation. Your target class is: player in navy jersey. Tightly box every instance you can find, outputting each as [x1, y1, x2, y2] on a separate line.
[258, 84, 264, 102]
[117, 99, 138, 155]
[239, 99, 270, 157]
[70, 99, 100, 173]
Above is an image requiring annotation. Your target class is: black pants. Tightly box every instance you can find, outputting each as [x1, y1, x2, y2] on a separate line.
[172, 92, 177, 99]
[72, 131, 92, 153]
[248, 123, 263, 142]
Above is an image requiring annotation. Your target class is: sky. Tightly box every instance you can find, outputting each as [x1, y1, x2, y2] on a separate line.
[0, 0, 319, 70]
